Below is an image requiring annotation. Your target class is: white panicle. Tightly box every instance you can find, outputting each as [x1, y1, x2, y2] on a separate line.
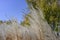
[0, 4, 58, 40]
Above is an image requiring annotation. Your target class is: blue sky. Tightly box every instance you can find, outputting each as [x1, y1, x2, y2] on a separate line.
[0, 0, 28, 22]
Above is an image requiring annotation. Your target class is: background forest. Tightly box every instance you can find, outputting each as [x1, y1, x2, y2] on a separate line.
[21, 0, 60, 32]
